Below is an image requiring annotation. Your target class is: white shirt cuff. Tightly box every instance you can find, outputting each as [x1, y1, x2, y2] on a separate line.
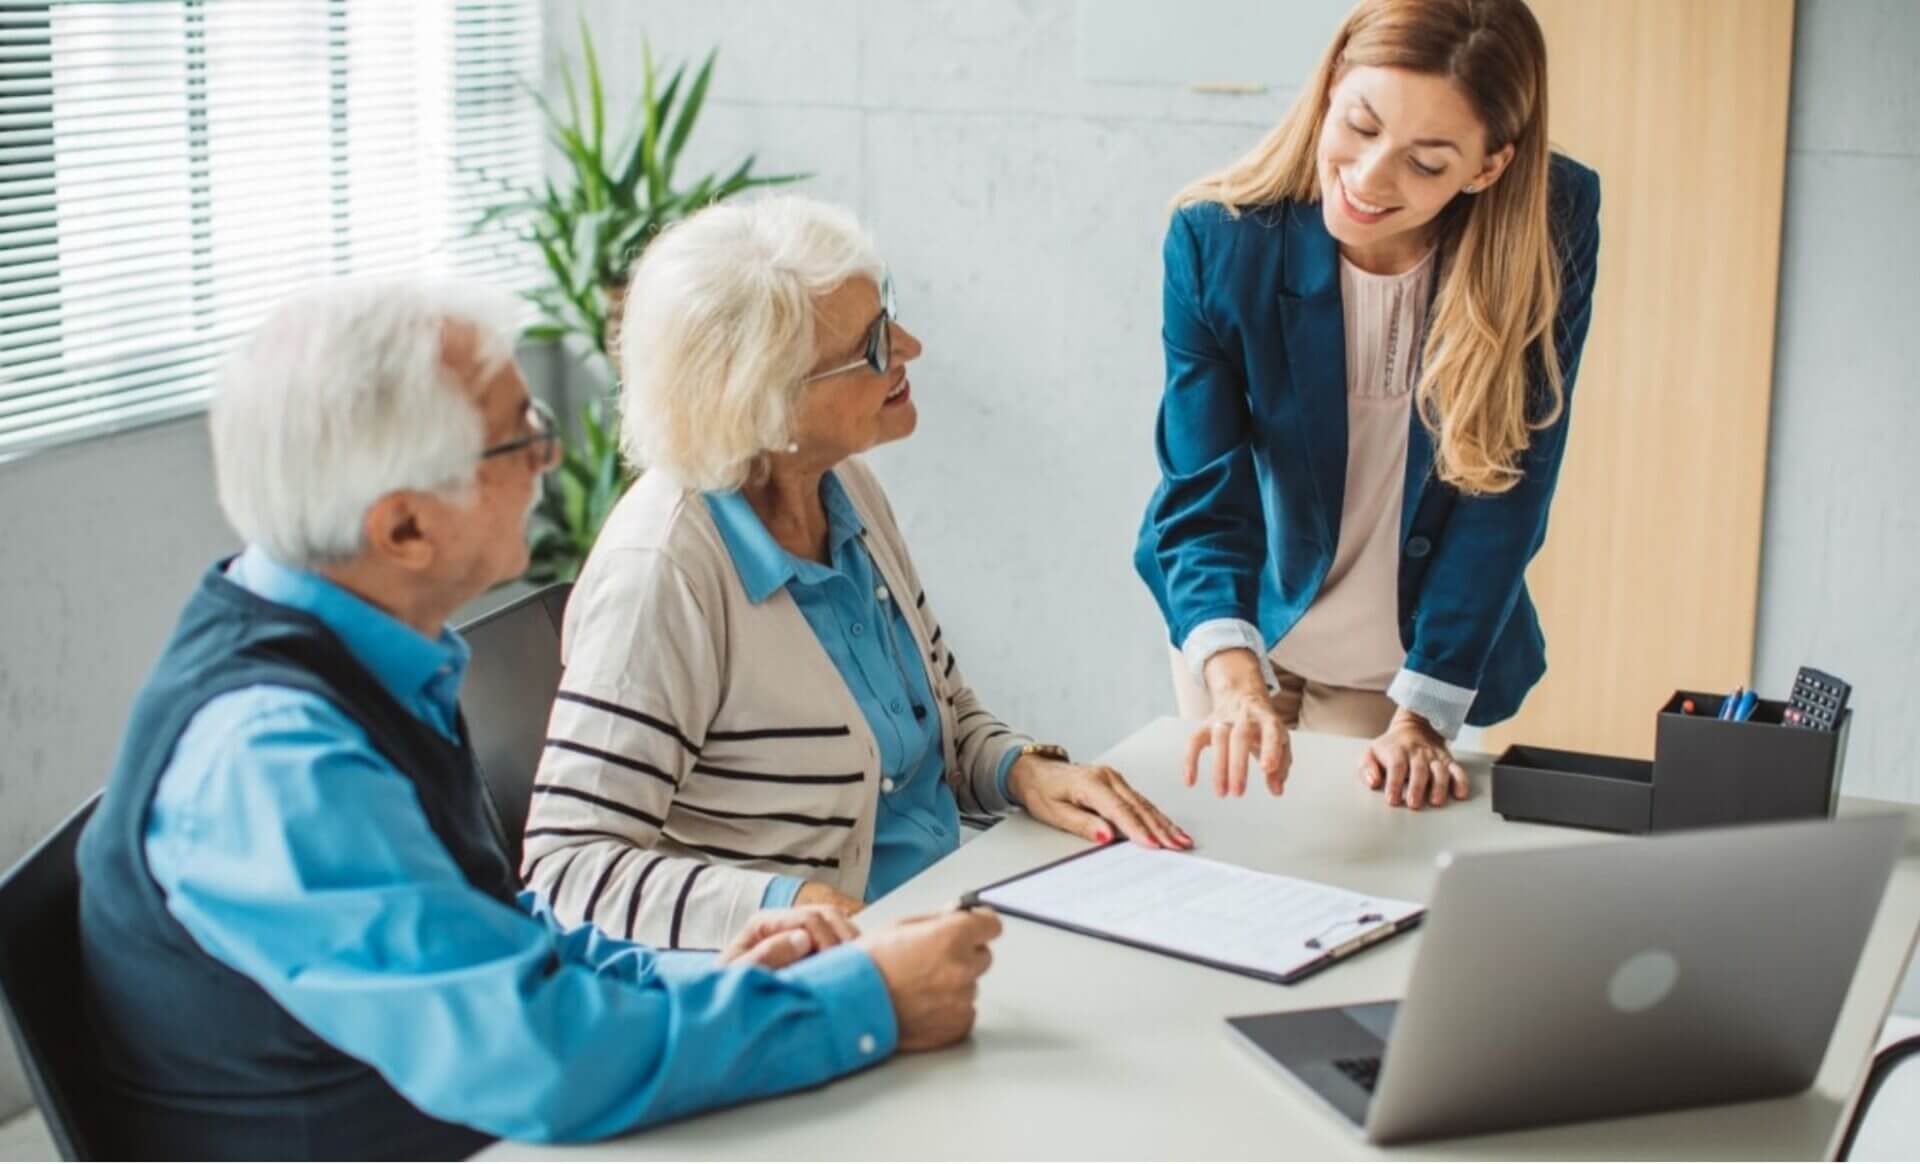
[1181, 618, 1278, 693]
[1387, 668, 1477, 740]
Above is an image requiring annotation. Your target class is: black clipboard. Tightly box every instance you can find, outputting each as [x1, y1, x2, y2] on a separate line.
[961, 842, 1424, 986]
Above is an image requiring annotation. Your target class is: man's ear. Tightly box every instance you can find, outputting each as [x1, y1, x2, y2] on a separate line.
[361, 491, 436, 573]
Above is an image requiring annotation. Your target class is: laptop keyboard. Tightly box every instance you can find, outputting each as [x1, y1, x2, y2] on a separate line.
[1332, 1055, 1383, 1093]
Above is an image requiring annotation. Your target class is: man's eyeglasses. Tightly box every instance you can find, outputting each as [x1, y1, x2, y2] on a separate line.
[480, 397, 562, 471]
[803, 277, 896, 384]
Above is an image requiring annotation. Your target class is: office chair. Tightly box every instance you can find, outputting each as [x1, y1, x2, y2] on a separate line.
[455, 582, 571, 873]
[0, 794, 104, 1161]
[1839, 1032, 1920, 1160]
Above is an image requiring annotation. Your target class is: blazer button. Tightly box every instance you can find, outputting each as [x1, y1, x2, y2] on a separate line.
[1405, 535, 1433, 560]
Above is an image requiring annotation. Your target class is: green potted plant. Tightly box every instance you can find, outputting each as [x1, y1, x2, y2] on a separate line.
[472, 21, 802, 583]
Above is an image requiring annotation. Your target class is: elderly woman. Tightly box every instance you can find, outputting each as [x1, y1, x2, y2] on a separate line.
[522, 195, 1188, 948]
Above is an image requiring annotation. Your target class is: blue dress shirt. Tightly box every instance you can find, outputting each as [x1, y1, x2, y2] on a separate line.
[142, 546, 897, 1143]
[706, 472, 1019, 907]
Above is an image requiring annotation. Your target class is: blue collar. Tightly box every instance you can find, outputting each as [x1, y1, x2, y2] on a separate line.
[226, 545, 471, 715]
[704, 471, 868, 604]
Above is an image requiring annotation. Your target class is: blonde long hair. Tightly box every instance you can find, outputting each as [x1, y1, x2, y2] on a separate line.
[1177, 0, 1559, 496]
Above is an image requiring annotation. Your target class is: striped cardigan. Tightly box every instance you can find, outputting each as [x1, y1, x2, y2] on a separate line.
[520, 457, 1033, 949]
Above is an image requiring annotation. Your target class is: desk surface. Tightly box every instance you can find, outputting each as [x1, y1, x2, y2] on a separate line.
[487, 719, 1920, 1161]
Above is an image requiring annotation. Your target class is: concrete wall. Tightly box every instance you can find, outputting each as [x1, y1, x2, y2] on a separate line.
[1755, 0, 1920, 809]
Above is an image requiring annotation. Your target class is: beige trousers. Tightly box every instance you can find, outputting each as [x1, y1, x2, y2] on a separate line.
[1167, 647, 1398, 740]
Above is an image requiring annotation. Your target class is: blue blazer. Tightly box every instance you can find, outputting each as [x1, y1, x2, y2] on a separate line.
[1134, 154, 1601, 727]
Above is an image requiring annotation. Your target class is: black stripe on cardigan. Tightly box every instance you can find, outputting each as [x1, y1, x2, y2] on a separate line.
[661, 832, 844, 871]
[627, 855, 667, 939]
[543, 738, 677, 788]
[669, 865, 706, 948]
[705, 724, 852, 742]
[532, 783, 666, 829]
[674, 801, 858, 829]
[545, 846, 586, 900]
[944, 652, 957, 678]
[915, 590, 926, 609]
[956, 708, 993, 726]
[525, 826, 641, 844]
[580, 847, 632, 927]
[958, 716, 1009, 753]
[554, 691, 700, 755]
[691, 762, 863, 786]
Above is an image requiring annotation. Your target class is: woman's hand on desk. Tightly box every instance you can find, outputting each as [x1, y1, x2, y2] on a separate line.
[718, 904, 860, 968]
[1358, 709, 1469, 810]
[1185, 648, 1293, 798]
[1008, 756, 1192, 850]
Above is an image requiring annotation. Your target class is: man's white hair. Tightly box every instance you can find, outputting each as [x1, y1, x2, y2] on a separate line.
[619, 194, 884, 490]
[211, 276, 523, 568]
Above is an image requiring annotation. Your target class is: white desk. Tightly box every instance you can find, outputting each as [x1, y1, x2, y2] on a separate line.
[486, 719, 1920, 1161]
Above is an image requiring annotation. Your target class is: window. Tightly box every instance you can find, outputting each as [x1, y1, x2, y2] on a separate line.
[0, 0, 543, 462]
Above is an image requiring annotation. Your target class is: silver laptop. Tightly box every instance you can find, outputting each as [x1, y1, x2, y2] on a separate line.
[1228, 813, 1906, 1144]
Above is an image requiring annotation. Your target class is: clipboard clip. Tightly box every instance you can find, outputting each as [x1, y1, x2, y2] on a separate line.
[1304, 910, 1386, 950]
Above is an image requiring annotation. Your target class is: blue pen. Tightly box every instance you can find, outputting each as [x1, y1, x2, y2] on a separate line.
[1719, 686, 1743, 720]
[1733, 689, 1759, 722]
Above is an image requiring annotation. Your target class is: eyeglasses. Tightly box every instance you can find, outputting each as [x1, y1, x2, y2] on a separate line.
[803, 276, 896, 384]
[480, 397, 562, 471]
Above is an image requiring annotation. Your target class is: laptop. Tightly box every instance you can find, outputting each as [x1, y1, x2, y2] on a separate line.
[1228, 813, 1906, 1145]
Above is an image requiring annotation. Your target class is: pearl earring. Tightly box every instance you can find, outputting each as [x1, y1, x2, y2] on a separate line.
[785, 441, 799, 454]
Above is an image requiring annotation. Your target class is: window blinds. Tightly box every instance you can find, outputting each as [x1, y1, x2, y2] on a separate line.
[0, 0, 543, 461]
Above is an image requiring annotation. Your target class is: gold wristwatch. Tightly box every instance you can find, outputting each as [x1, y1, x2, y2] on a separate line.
[1018, 743, 1070, 763]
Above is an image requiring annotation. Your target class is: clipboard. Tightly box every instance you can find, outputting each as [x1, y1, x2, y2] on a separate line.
[962, 842, 1424, 986]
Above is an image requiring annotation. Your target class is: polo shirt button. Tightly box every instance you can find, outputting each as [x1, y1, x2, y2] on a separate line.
[1405, 535, 1433, 560]
[882, 778, 897, 793]
[858, 1033, 877, 1055]
[890, 698, 904, 713]
[851, 622, 865, 636]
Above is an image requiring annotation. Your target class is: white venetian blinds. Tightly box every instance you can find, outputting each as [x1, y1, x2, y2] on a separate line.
[0, 0, 543, 461]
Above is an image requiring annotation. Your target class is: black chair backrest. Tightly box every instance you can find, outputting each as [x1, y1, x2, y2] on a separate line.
[456, 582, 571, 872]
[1839, 1032, 1920, 1159]
[0, 794, 102, 1161]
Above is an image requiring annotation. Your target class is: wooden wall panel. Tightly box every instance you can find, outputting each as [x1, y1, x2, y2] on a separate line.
[1490, 0, 1796, 757]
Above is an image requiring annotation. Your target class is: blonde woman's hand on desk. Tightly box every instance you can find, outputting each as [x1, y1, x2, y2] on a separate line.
[1358, 708, 1469, 810]
[857, 909, 1003, 1052]
[1184, 647, 1293, 798]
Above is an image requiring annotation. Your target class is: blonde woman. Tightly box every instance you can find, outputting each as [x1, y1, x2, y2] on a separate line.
[1135, 0, 1600, 811]
[523, 195, 1187, 949]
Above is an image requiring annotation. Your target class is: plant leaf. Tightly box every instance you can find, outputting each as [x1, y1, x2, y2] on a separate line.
[578, 16, 605, 164]
[664, 48, 716, 185]
[639, 38, 662, 212]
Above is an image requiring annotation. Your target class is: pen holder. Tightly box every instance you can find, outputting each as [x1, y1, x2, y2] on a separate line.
[1491, 690, 1851, 834]
[1647, 690, 1850, 831]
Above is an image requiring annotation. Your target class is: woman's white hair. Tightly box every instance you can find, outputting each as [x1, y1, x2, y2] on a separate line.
[619, 194, 883, 490]
[210, 276, 523, 568]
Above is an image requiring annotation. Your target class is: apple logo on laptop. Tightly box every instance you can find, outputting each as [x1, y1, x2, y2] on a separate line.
[1608, 949, 1680, 1013]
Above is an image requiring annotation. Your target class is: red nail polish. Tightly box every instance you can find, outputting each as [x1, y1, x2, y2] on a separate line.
[1095, 830, 1111, 843]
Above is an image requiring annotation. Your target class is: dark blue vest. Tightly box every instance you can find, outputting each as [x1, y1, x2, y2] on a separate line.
[76, 562, 518, 1160]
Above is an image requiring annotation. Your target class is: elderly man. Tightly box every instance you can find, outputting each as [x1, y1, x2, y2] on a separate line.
[74, 278, 1001, 1160]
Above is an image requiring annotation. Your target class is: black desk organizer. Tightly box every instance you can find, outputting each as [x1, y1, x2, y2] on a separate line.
[1492, 690, 1851, 834]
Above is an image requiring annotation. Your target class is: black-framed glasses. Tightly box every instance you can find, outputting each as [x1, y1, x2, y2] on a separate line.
[803, 276, 896, 384]
[480, 397, 561, 470]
